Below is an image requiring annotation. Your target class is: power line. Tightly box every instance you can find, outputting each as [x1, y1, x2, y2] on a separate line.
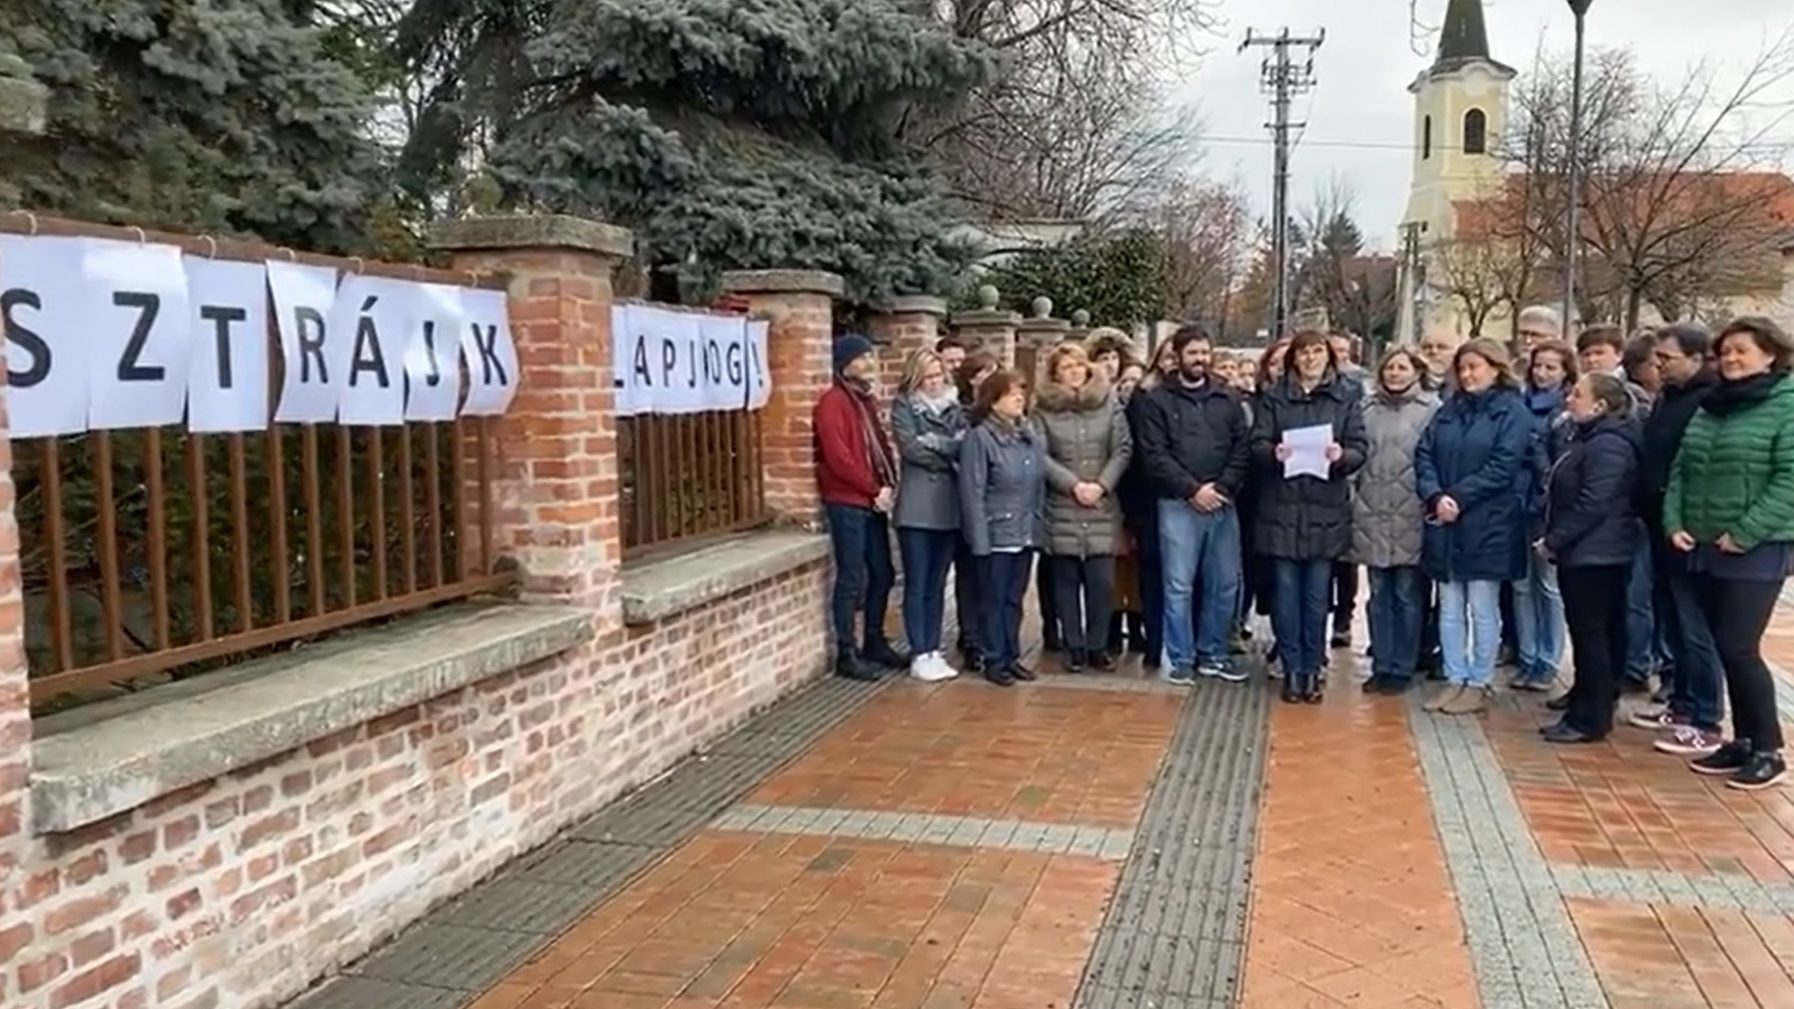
[1195, 133, 1794, 153]
[1242, 27, 1325, 341]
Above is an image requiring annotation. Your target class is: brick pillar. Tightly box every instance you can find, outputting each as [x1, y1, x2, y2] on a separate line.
[430, 215, 634, 612]
[0, 378, 28, 953]
[951, 284, 1021, 369]
[868, 296, 947, 400]
[720, 269, 844, 529]
[1016, 296, 1072, 385]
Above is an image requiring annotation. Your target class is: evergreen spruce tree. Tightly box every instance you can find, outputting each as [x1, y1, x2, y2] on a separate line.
[3, 0, 385, 252]
[399, 0, 991, 301]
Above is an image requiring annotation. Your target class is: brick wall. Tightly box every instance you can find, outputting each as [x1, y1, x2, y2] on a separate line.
[723, 272, 843, 529]
[0, 219, 837, 1009]
[0, 568, 829, 1009]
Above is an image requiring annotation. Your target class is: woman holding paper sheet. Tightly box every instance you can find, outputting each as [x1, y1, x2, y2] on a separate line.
[1249, 331, 1367, 704]
[1415, 339, 1532, 716]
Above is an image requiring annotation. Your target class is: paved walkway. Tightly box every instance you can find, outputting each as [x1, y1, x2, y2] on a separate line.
[293, 595, 1794, 1009]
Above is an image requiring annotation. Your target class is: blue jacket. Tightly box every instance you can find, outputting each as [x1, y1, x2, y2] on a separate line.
[1543, 413, 1643, 567]
[958, 416, 1047, 556]
[1416, 385, 1532, 582]
[1520, 385, 1568, 521]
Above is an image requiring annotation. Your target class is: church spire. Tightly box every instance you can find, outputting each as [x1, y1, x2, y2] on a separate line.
[1434, 0, 1492, 69]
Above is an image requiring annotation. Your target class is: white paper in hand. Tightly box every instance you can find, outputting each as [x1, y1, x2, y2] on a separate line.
[1281, 424, 1334, 480]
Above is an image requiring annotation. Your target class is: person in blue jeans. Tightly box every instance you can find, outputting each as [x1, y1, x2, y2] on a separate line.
[1251, 331, 1368, 703]
[814, 334, 905, 680]
[890, 348, 968, 684]
[1417, 338, 1532, 715]
[1511, 341, 1574, 692]
[1130, 326, 1250, 684]
[1632, 324, 1726, 752]
[1351, 349, 1439, 695]
[959, 369, 1048, 687]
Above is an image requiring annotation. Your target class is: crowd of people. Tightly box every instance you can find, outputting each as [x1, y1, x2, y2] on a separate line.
[813, 310, 1794, 792]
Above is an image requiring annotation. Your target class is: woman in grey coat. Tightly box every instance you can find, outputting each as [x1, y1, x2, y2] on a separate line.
[960, 369, 1048, 687]
[891, 348, 968, 683]
[1033, 342, 1133, 671]
[1351, 348, 1440, 694]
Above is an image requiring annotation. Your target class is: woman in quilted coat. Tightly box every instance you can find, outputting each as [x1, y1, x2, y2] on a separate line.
[1034, 342, 1133, 671]
[1351, 349, 1439, 695]
[1664, 317, 1794, 790]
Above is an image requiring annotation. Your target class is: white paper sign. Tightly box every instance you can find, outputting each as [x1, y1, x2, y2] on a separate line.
[404, 283, 464, 422]
[610, 304, 639, 416]
[459, 288, 519, 416]
[0, 235, 90, 437]
[268, 261, 340, 423]
[331, 275, 409, 426]
[184, 257, 270, 433]
[745, 318, 771, 411]
[1281, 424, 1334, 480]
[86, 240, 193, 430]
[0, 237, 519, 436]
[613, 306, 773, 416]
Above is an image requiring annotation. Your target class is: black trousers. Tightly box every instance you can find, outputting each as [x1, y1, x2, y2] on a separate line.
[1131, 508, 1165, 660]
[1499, 581, 1518, 654]
[1037, 558, 1061, 648]
[1050, 555, 1116, 654]
[979, 552, 1035, 670]
[1560, 565, 1629, 738]
[1330, 561, 1359, 630]
[1691, 574, 1785, 751]
[952, 540, 979, 654]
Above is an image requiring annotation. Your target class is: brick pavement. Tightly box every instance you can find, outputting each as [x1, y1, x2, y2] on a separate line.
[296, 596, 1794, 1009]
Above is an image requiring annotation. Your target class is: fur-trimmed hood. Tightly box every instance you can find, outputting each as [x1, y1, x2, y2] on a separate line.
[1034, 375, 1114, 414]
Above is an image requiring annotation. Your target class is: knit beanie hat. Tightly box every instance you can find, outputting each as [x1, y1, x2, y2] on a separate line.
[833, 333, 875, 376]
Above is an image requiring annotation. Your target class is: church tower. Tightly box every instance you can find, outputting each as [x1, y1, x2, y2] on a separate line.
[1398, 0, 1517, 338]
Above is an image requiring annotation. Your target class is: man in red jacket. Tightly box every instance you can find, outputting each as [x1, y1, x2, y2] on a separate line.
[816, 333, 906, 680]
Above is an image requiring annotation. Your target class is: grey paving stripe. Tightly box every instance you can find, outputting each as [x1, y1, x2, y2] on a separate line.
[1548, 863, 1794, 914]
[711, 803, 1135, 858]
[1030, 672, 1190, 694]
[1072, 675, 1271, 1009]
[285, 675, 886, 1009]
[1408, 703, 1611, 1009]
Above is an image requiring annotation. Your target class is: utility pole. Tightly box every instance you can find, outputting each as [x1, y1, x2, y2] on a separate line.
[1562, 0, 1594, 334]
[1397, 220, 1428, 348]
[1242, 27, 1324, 342]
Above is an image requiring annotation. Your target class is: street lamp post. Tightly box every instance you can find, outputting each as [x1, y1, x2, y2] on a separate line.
[1562, 0, 1592, 332]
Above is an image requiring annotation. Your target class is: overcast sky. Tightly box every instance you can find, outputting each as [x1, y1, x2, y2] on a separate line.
[1172, 0, 1794, 251]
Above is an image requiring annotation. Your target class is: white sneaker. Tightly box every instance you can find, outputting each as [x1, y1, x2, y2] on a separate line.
[911, 652, 958, 683]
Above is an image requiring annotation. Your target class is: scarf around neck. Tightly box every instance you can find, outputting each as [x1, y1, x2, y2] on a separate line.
[841, 376, 898, 486]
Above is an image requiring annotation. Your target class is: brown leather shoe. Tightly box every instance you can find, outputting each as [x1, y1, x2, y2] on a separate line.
[1424, 684, 1463, 713]
[1441, 686, 1489, 716]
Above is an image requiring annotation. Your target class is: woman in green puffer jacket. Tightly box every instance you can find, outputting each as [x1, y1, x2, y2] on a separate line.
[1664, 317, 1794, 792]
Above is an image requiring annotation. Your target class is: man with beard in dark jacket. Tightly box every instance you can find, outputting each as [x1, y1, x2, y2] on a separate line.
[1631, 323, 1729, 757]
[1133, 326, 1251, 684]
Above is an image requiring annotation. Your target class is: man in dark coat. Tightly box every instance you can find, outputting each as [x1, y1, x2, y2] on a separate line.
[1133, 326, 1251, 684]
[1632, 323, 1728, 755]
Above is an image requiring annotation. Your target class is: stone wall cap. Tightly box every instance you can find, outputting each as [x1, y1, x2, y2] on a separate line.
[880, 295, 949, 317]
[30, 604, 590, 834]
[622, 530, 829, 626]
[951, 309, 1023, 327]
[1017, 318, 1073, 334]
[430, 214, 635, 258]
[720, 270, 846, 298]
